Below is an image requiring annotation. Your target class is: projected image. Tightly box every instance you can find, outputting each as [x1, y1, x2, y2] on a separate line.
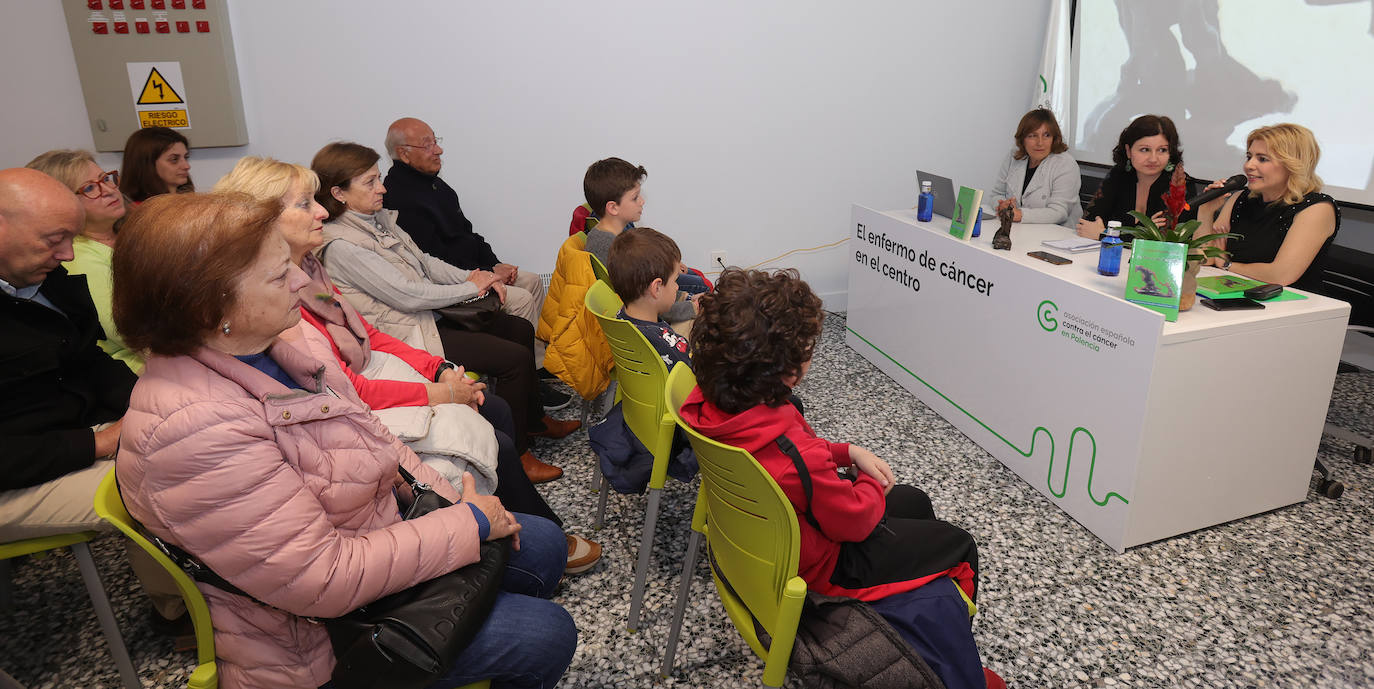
[1075, 0, 1374, 203]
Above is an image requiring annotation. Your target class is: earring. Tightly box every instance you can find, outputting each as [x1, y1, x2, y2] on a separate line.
[221, 322, 231, 335]
[1165, 162, 1175, 172]
[1125, 160, 1133, 172]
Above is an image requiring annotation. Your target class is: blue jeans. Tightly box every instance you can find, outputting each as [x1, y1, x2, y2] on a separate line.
[322, 513, 576, 689]
[428, 513, 575, 689]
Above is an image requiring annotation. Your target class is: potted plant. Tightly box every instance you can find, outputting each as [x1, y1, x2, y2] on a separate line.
[1123, 172, 1241, 311]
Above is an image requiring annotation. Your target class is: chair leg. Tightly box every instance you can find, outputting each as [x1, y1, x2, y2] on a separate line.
[591, 435, 604, 494]
[0, 559, 12, 613]
[594, 476, 610, 530]
[627, 487, 662, 632]
[71, 542, 141, 689]
[661, 529, 703, 677]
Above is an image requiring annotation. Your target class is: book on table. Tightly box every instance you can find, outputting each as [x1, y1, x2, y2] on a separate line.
[1195, 275, 1265, 300]
[1124, 240, 1187, 322]
[948, 186, 984, 241]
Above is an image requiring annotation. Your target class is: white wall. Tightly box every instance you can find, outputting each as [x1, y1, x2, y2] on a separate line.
[2, 0, 1053, 306]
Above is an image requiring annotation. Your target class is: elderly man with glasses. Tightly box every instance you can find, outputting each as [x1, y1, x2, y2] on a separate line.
[382, 118, 547, 326]
[382, 117, 566, 410]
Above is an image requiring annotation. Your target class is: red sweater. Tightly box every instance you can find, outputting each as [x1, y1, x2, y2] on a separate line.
[298, 296, 443, 409]
[679, 386, 972, 601]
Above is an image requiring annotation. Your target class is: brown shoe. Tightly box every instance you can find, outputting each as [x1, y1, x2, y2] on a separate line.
[533, 415, 582, 440]
[520, 451, 563, 484]
[566, 534, 602, 575]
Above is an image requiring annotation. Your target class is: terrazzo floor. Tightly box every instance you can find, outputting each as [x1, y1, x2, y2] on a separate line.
[2, 313, 1371, 688]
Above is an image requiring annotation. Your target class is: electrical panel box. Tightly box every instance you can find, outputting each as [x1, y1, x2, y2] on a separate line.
[61, 0, 248, 151]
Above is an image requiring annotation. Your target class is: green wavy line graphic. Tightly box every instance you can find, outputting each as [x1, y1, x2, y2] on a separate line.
[1039, 75, 1048, 93]
[847, 326, 1128, 506]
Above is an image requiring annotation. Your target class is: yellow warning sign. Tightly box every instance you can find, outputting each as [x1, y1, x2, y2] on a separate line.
[138, 110, 189, 128]
[137, 67, 184, 105]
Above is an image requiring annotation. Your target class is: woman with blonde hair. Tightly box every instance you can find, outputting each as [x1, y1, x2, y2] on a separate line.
[213, 157, 600, 574]
[25, 149, 141, 372]
[1198, 123, 1339, 289]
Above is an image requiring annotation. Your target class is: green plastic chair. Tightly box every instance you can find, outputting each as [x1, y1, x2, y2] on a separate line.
[588, 252, 610, 284]
[660, 363, 806, 687]
[585, 279, 680, 632]
[94, 471, 491, 689]
[95, 469, 217, 689]
[0, 526, 140, 689]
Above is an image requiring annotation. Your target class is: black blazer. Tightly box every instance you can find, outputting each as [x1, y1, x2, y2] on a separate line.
[1085, 166, 1202, 227]
[382, 161, 501, 271]
[0, 267, 136, 489]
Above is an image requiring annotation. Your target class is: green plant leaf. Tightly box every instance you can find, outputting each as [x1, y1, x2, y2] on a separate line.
[1189, 231, 1244, 247]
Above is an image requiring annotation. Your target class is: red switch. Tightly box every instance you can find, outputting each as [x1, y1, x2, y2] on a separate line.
[130, 0, 144, 7]
[91, 21, 109, 34]
[175, 20, 189, 32]
[191, 0, 205, 8]
[196, 20, 209, 32]
[87, 0, 102, 9]
[151, 0, 164, 8]
[135, 20, 149, 33]
[155, 20, 169, 33]
[113, 21, 129, 33]
[171, 0, 185, 8]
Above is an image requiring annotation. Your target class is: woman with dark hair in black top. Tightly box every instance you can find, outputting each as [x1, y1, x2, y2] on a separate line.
[1077, 114, 1200, 239]
[118, 127, 193, 202]
[1197, 123, 1339, 290]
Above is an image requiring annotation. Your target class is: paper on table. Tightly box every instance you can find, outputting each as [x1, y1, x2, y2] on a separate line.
[1042, 236, 1101, 253]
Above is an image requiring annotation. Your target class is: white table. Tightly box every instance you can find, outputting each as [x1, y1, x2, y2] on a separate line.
[845, 206, 1351, 551]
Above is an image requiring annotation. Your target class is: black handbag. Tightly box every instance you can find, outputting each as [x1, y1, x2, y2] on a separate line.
[326, 465, 510, 689]
[436, 291, 502, 331]
[149, 465, 510, 689]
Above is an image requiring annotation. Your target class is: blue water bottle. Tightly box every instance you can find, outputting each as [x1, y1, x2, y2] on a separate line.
[917, 181, 934, 222]
[1098, 221, 1123, 276]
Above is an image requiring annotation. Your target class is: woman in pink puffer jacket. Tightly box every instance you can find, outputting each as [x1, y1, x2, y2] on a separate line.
[111, 192, 576, 689]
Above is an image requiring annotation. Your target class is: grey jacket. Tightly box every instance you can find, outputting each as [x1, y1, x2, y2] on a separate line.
[319, 209, 479, 356]
[989, 150, 1082, 227]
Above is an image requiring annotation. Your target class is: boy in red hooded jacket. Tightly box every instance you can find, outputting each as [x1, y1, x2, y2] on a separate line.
[678, 268, 989, 689]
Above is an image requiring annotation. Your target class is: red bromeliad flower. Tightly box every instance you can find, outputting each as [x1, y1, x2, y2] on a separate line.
[1160, 165, 1189, 230]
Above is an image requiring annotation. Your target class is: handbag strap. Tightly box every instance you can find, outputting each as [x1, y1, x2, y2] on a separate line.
[773, 434, 823, 532]
[145, 466, 430, 610]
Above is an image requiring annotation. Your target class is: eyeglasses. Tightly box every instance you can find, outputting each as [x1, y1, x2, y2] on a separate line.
[399, 136, 443, 152]
[75, 171, 120, 199]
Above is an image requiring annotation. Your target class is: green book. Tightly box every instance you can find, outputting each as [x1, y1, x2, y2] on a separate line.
[1124, 239, 1187, 322]
[1196, 275, 1265, 300]
[948, 186, 983, 241]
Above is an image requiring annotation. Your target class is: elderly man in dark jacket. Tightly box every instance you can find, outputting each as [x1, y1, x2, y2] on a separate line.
[381, 117, 547, 329]
[0, 167, 183, 623]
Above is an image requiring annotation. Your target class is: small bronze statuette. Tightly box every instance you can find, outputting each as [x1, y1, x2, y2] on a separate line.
[992, 204, 1014, 250]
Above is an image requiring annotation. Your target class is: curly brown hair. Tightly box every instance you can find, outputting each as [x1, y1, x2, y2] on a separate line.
[690, 269, 823, 414]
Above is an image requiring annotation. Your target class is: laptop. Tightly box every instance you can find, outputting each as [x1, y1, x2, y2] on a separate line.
[917, 170, 994, 221]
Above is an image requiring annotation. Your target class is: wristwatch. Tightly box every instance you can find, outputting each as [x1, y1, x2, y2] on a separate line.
[434, 361, 456, 382]
[1222, 257, 1233, 271]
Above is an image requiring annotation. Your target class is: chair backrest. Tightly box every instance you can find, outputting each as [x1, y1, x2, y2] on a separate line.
[94, 470, 219, 689]
[588, 251, 610, 283]
[586, 280, 677, 488]
[665, 364, 807, 686]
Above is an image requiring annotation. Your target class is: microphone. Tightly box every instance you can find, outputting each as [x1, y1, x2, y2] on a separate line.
[1186, 174, 1247, 210]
